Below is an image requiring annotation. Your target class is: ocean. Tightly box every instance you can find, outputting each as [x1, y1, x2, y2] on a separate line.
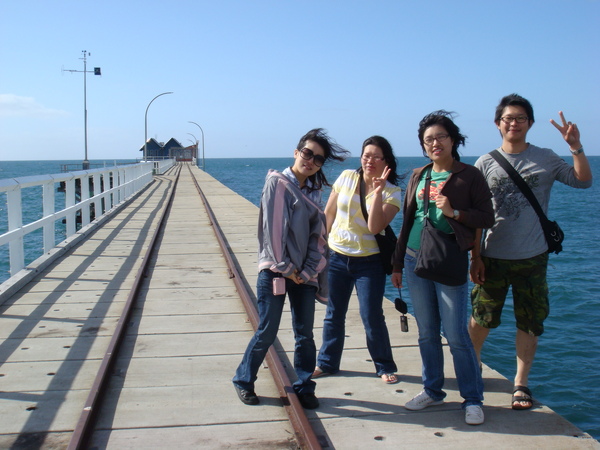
[1, 157, 599, 440]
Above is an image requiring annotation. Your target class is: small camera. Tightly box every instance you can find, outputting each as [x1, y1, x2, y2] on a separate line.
[400, 315, 408, 332]
[395, 297, 409, 333]
[273, 277, 286, 295]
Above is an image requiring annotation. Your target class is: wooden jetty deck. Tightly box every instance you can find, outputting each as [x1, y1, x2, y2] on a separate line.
[0, 163, 598, 449]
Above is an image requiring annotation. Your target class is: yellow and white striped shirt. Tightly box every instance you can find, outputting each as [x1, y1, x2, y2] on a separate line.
[329, 170, 402, 257]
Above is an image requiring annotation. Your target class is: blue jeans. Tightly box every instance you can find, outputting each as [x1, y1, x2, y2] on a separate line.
[404, 249, 483, 407]
[233, 269, 317, 395]
[317, 251, 397, 376]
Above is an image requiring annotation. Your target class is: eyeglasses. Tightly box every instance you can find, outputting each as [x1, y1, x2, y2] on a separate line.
[500, 116, 529, 124]
[361, 154, 385, 162]
[423, 134, 450, 146]
[300, 148, 325, 167]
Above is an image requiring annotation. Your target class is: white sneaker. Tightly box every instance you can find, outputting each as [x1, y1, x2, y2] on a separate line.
[465, 405, 484, 425]
[404, 390, 444, 411]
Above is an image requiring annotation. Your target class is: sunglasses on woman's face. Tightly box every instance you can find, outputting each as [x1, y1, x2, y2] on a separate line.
[300, 148, 325, 167]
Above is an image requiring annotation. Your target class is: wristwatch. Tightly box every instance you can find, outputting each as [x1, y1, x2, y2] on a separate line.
[453, 209, 460, 220]
[570, 147, 584, 155]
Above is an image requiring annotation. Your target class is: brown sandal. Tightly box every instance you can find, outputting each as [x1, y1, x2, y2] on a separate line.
[312, 367, 333, 379]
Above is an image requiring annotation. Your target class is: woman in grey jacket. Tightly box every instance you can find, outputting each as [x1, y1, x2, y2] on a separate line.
[391, 111, 494, 425]
[233, 129, 348, 409]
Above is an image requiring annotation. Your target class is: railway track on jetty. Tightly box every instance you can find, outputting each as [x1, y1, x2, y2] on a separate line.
[65, 163, 321, 449]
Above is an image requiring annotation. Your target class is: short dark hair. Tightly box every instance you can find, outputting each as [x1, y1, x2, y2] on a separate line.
[357, 135, 400, 185]
[494, 93, 535, 125]
[418, 110, 466, 162]
[296, 128, 350, 191]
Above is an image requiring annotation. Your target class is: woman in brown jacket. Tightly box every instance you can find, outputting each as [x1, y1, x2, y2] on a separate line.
[391, 111, 494, 425]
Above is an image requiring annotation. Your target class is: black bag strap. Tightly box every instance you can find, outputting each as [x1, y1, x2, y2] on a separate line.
[489, 150, 549, 224]
[422, 167, 432, 217]
[358, 173, 370, 221]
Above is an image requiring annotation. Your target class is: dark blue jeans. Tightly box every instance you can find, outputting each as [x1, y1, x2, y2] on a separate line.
[233, 269, 317, 395]
[317, 251, 397, 376]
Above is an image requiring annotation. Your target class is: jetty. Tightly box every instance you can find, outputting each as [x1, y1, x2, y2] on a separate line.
[0, 163, 598, 449]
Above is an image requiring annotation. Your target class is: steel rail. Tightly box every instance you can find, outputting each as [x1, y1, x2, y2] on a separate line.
[186, 164, 323, 450]
[67, 164, 183, 450]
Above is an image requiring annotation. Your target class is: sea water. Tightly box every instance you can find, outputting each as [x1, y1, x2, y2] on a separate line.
[1, 157, 599, 440]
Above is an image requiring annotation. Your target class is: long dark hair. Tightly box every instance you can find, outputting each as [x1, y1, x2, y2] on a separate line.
[356, 135, 400, 186]
[296, 128, 350, 192]
[418, 110, 466, 162]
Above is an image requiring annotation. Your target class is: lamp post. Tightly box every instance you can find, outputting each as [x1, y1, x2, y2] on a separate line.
[63, 50, 102, 169]
[144, 92, 173, 162]
[188, 121, 205, 170]
[187, 133, 198, 161]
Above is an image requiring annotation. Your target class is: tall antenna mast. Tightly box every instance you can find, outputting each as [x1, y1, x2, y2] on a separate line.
[63, 50, 102, 169]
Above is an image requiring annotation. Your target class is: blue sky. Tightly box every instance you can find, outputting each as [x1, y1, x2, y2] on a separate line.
[1, 0, 599, 161]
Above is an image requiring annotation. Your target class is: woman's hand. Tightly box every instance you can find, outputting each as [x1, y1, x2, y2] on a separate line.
[391, 271, 403, 288]
[436, 194, 454, 217]
[366, 166, 399, 234]
[371, 166, 391, 195]
[286, 270, 304, 284]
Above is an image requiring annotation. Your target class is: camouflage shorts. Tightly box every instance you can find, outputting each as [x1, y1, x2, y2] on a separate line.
[471, 253, 549, 336]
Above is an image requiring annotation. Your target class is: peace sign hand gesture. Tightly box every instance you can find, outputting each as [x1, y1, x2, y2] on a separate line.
[372, 166, 391, 195]
[550, 111, 582, 150]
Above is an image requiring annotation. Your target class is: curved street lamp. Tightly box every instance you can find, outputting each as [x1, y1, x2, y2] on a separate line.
[188, 121, 205, 169]
[187, 133, 198, 161]
[144, 91, 173, 161]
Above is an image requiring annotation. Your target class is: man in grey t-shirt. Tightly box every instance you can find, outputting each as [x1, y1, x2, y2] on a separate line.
[468, 93, 592, 410]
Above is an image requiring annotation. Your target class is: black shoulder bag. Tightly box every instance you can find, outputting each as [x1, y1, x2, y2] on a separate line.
[413, 167, 468, 286]
[489, 150, 564, 254]
[358, 175, 397, 275]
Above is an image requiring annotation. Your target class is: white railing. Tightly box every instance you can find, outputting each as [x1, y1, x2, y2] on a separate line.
[0, 161, 165, 277]
[153, 159, 175, 174]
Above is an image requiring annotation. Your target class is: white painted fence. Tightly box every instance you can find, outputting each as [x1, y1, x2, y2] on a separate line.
[152, 159, 175, 175]
[0, 160, 174, 277]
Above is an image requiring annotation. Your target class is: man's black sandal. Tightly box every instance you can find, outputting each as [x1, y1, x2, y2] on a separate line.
[512, 385, 533, 410]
